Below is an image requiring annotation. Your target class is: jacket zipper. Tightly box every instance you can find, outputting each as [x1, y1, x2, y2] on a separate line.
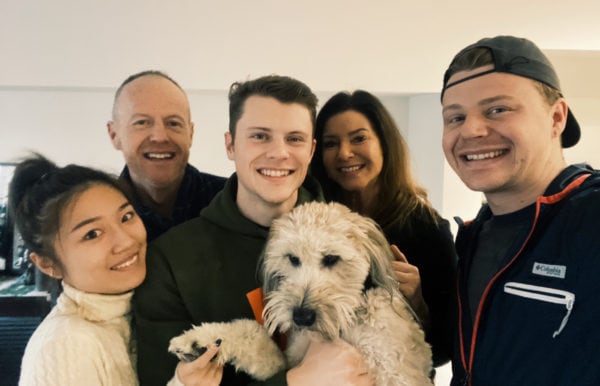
[503, 281, 575, 338]
[461, 205, 539, 386]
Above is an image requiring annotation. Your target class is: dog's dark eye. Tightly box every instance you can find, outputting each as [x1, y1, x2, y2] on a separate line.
[322, 254, 340, 268]
[287, 254, 301, 267]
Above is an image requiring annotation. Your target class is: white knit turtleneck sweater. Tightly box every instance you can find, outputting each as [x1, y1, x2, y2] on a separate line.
[18, 282, 138, 386]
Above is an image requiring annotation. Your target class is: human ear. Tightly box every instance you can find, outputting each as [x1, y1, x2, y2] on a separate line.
[29, 252, 63, 279]
[107, 121, 123, 150]
[550, 99, 569, 139]
[309, 138, 316, 161]
[189, 121, 195, 144]
[225, 132, 235, 161]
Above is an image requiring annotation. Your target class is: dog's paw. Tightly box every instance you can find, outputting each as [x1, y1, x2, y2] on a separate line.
[169, 335, 218, 363]
[169, 327, 221, 363]
[168, 319, 286, 380]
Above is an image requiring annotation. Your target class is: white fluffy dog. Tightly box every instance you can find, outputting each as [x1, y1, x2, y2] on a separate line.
[169, 202, 433, 385]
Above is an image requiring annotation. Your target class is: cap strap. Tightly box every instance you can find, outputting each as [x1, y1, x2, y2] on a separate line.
[442, 68, 497, 96]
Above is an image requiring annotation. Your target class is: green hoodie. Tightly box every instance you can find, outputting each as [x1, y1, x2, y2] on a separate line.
[133, 173, 323, 386]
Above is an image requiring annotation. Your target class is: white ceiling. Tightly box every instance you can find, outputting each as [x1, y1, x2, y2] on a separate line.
[1, 0, 599, 97]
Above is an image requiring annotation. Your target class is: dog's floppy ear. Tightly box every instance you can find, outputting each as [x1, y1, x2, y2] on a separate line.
[352, 213, 398, 294]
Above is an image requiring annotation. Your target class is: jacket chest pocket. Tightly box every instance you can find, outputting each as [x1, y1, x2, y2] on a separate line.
[503, 281, 575, 338]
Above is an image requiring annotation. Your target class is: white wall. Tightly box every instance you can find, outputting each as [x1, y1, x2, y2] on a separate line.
[563, 97, 600, 166]
[3, 0, 600, 94]
[406, 94, 445, 210]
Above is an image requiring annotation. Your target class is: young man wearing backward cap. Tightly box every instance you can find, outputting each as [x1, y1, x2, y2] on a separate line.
[441, 35, 600, 385]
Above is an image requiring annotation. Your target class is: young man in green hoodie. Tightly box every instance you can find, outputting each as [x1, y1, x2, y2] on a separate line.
[134, 75, 374, 386]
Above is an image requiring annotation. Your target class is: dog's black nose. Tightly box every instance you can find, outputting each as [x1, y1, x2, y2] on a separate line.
[293, 307, 316, 326]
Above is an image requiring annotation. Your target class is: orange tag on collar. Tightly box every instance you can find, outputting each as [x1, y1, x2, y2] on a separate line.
[246, 287, 264, 325]
[246, 287, 287, 350]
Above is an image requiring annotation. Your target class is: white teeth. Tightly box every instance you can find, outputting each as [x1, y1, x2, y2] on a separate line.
[465, 150, 505, 161]
[340, 165, 361, 172]
[112, 255, 138, 270]
[260, 169, 290, 177]
[146, 153, 173, 159]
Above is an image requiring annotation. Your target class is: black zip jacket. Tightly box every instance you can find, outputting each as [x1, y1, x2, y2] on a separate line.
[451, 164, 600, 386]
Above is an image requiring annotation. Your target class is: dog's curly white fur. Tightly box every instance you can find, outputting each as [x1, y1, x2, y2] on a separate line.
[169, 201, 433, 385]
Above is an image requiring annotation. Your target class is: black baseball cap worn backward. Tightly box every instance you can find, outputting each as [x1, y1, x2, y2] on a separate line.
[441, 35, 581, 148]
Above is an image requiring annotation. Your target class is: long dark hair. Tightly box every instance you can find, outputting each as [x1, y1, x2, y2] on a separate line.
[311, 90, 438, 230]
[8, 153, 132, 266]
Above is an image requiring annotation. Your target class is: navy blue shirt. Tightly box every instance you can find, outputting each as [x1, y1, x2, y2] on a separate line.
[120, 165, 226, 242]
